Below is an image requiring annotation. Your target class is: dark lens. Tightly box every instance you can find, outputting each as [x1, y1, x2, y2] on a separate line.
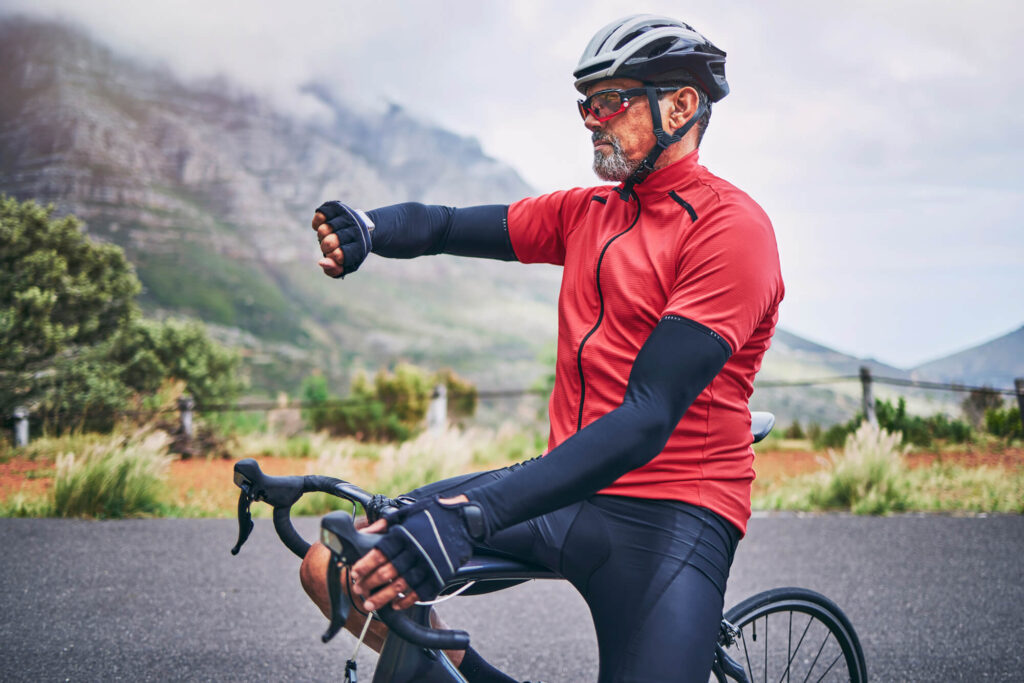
[592, 91, 623, 118]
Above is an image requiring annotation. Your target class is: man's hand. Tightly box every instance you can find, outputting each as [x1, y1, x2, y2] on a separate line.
[350, 494, 478, 612]
[312, 201, 374, 278]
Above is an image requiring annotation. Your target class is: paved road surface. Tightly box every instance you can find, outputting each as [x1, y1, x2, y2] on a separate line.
[1, 514, 1021, 681]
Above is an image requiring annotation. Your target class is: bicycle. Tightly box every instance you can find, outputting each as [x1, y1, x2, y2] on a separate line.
[229, 411, 868, 682]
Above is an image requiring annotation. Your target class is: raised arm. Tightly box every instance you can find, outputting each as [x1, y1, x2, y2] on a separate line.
[313, 201, 515, 278]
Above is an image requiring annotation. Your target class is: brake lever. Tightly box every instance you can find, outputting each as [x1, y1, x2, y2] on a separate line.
[230, 486, 255, 555]
[322, 552, 352, 643]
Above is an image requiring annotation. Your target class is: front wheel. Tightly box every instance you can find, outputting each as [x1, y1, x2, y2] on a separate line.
[719, 587, 867, 683]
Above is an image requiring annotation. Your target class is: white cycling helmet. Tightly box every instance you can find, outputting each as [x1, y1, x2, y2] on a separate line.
[573, 14, 729, 101]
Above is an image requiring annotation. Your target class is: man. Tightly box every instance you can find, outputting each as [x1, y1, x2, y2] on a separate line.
[300, 14, 783, 682]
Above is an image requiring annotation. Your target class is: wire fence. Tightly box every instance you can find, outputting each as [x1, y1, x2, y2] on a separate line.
[7, 367, 1024, 446]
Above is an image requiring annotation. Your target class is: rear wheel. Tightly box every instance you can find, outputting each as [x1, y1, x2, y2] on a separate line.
[719, 587, 867, 683]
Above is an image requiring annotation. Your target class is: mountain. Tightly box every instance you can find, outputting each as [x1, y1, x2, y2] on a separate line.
[752, 329, 928, 426]
[911, 325, 1024, 389]
[0, 16, 557, 393]
[1, 16, 991, 426]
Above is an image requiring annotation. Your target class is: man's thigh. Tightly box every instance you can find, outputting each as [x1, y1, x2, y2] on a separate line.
[573, 496, 738, 683]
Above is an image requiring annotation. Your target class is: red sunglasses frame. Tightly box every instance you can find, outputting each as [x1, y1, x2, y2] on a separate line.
[577, 87, 677, 122]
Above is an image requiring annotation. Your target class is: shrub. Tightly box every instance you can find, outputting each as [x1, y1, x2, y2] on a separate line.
[1, 492, 54, 517]
[813, 397, 975, 450]
[52, 434, 171, 517]
[303, 364, 478, 442]
[985, 404, 1022, 441]
[783, 420, 805, 439]
[811, 423, 909, 514]
[961, 387, 1005, 428]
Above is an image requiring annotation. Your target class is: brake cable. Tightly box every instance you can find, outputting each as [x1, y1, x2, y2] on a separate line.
[344, 613, 376, 683]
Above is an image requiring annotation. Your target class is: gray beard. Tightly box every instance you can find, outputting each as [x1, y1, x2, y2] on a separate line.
[592, 133, 639, 182]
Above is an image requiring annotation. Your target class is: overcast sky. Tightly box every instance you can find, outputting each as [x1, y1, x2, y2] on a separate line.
[5, 0, 1023, 369]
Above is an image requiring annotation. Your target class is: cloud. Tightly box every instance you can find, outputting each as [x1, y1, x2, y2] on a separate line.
[2, 0, 1022, 366]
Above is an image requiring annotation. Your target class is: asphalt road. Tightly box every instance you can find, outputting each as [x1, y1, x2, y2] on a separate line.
[1, 514, 1021, 682]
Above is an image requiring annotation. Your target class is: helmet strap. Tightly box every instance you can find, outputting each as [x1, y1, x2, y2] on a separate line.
[616, 88, 707, 201]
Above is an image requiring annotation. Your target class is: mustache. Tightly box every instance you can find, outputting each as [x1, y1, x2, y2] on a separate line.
[591, 131, 619, 146]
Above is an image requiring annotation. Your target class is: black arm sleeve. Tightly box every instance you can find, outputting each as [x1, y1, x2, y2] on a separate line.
[367, 203, 517, 261]
[464, 315, 732, 534]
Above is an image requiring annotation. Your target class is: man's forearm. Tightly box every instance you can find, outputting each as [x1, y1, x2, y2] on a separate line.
[368, 203, 516, 261]
[463, 315, 732, 534]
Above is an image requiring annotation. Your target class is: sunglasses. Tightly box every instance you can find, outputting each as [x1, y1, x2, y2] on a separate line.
[577, 87, 677, 122]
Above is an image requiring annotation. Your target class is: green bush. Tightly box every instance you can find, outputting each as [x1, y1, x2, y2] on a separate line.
[813, 397, 975, 449]
[961, 387, 1005, 428]
[0, 492, 54, 517]
[1, 196, 244, 434]
[985, 404, 1022, 441]
[782, 420, 805, 439]
[761, 423, 910, 515]
[303, 364, 478, 442]
[53, 439, 171, 518]
[810, 424, 909, 514]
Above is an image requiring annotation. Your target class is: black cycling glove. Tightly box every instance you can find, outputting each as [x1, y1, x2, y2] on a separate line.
[376, 496, 488, 601]
[315, 200, 375, 277]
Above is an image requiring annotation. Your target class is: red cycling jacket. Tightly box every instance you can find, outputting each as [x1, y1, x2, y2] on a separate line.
[506, 150, 784, 533]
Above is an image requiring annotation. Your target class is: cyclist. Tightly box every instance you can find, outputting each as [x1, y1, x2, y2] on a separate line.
[300, 14, 784, 682]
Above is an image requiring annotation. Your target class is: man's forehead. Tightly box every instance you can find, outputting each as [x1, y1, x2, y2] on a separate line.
[585, 77, 644, 95]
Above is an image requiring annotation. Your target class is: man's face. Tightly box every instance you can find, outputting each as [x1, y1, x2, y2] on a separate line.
[582, 78, 659, 182]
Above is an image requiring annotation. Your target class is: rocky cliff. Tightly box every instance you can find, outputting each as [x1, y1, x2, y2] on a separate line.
[0, 16, 557, 393]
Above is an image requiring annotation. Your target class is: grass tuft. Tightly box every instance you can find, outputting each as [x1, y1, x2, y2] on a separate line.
[52, 431, 172, 518]
[755, 422, 1024, 515]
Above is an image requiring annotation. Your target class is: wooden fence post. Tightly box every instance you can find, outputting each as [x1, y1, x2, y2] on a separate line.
[178, 395, 195, 438]
[860, 366, 878, 428]
[427, 383, 447, 434]
[1015, 378, 1024, 433]
[12, 406, 29, 447]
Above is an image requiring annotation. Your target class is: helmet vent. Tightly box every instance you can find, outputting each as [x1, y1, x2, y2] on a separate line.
[574, 60, 615, 80]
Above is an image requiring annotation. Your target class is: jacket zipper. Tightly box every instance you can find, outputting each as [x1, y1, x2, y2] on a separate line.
[575, 191, 642, 431]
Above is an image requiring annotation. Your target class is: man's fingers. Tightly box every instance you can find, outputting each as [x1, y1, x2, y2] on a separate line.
[320, 232, 340, 254]
[362, 519, 388, 534]
[391, 580, 419, 610]
[363, 580, 405, 612]
[351, 548, 389, 583]
[312, 212, 326, 230]
[357, 561, 400, 595]
[319, 259, 343, 277]
[316, 223, 335, 240]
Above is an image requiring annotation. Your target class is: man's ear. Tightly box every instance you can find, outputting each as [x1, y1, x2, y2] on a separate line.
[666, 86, 701, 129]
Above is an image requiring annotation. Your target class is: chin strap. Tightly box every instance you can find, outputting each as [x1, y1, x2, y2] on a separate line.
[616, 88, 707, 201]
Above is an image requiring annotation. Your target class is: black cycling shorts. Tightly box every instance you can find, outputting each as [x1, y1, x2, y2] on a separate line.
[407, 464, 741, 682]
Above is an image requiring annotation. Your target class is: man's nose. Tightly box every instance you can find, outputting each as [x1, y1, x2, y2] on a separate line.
[583, 111, 603, 132]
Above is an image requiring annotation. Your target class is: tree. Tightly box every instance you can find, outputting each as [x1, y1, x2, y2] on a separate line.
[1, 196, 244, 431]
[961, 386, 1004, 428]
[0, 196, 138, 418]
[109, 318, 244, 406]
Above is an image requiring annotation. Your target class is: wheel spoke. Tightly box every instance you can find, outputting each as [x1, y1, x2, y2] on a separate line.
[813, 651, 844, 683]
[776, 612, 796, 683]
[739, 623, 754, 680]
[787, 611, 792, 683]
[764, 614, 769, 683]
[727, 590, 865, 683]
[800, 630, 832, 683]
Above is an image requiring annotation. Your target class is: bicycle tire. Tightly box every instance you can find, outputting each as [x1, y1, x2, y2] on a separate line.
[720, 587, 867, 683]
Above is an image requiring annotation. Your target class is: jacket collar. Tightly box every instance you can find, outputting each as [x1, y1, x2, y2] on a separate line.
[625, 148, 702, 198]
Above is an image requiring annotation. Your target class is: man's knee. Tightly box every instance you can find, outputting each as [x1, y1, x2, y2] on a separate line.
[300, 541, 334, 619]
